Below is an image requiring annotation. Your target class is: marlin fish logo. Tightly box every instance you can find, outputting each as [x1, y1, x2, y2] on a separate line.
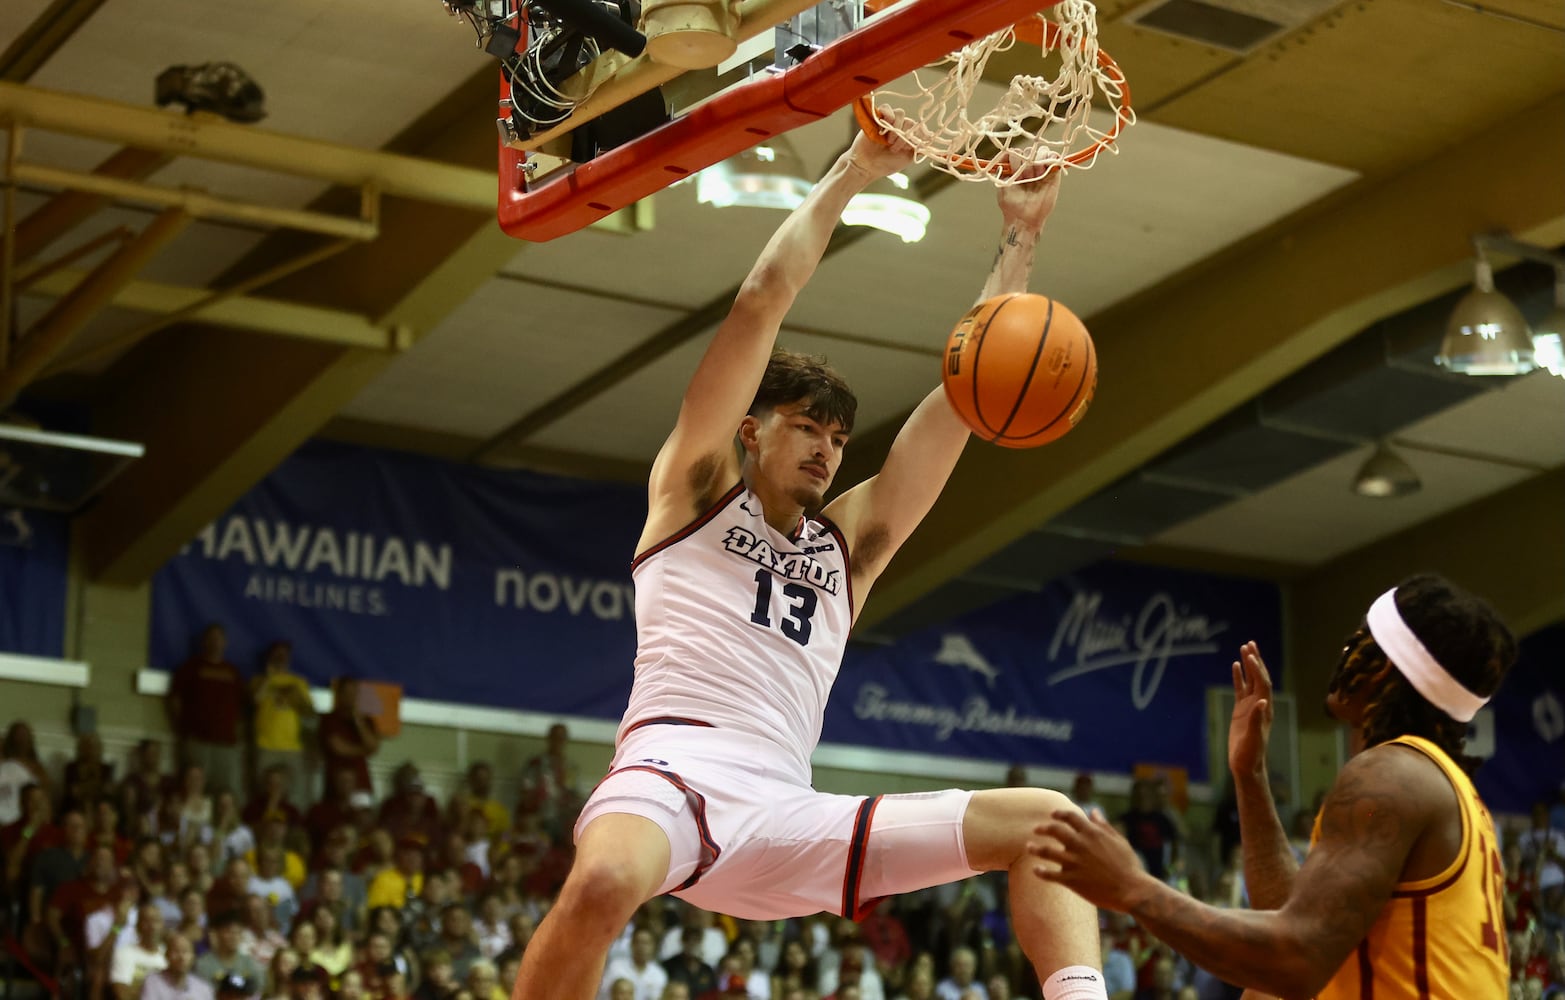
[934, 633, 1000, 688]
[1, 509, 32, 547]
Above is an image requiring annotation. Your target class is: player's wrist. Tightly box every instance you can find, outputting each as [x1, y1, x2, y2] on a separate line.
[998, 217, 1044, 240]
[1121, 870, 1166, 915]
[837, 154, 884, 187]
[1232, 766, 1270, 789]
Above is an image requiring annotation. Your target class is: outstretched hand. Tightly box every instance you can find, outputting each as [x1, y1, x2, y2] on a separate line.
[1228, 641, 1275, 782]
[996, 159, 1061, 232]
[842, 105, 918, 180]
[1031, 809, 1160, 913]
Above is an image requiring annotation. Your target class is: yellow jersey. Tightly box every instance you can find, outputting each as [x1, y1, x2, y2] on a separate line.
[366, 867, 424, 910]
[254, 672, 312, 751]
[1315, 735, 1508, 1000]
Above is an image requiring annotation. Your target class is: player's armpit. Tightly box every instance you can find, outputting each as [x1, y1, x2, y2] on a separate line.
[648, 295, 776, 502]
[821, 384, 969, 590]
[1267, 744, 1443, 994]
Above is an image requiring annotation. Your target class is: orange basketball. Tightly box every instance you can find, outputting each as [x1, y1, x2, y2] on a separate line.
[942, 292, 1097, 448]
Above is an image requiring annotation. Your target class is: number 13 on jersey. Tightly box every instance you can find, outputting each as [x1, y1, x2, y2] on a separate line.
[749, 569, 818, 646]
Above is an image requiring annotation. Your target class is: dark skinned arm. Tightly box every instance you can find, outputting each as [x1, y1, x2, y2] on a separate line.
[1035, 745, 1442, 1000]
[1227, 643, 1298, 910]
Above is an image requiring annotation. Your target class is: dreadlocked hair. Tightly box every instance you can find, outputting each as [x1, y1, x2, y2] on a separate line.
[1327, 573, 1517, 775]
[749, 350, 857, 433]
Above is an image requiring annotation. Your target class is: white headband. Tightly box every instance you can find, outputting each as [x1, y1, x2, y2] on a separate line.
[1365, 588, 1488, 723]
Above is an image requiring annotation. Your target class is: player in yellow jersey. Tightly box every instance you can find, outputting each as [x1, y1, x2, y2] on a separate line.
[1027, 573, 1517, 1000]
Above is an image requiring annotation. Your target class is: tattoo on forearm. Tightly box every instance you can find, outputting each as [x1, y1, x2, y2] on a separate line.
[990, 228, 1024, 270]
[1237, 782, 1298, 911]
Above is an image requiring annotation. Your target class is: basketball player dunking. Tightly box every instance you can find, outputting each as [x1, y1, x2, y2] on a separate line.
[512, 121, 1107, 1000]
[1033, 573, 1517, 1000]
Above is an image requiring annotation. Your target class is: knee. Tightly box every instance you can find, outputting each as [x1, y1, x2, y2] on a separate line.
[1033, 787, 1081, 819]
[964, 787, 1081, 870]
[981, 785, 1078, 820]
[558, 857, 648, 923]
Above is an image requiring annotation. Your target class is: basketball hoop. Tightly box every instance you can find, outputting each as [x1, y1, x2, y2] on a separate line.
[853, 0, 1134, 184]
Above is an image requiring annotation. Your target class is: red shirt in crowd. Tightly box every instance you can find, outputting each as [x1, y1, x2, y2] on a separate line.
[318, 713, 375, 793]
[1525, 953, 1553, 987]
[858, 910, 912, 971]
[169, 657, 245, 745]
[90, 831, 132, 865]
[377, 796, 440, 847]
[243, 796, 303, 830]
[49, 877, 116, 951]
[206, 879, 247, 919]
[306, 802, 357, 858]
[0, 819, 60, 861]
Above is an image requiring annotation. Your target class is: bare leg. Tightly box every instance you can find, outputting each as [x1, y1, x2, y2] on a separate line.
[512, 813, 671, 1000]
[964, 788, 1100, 980]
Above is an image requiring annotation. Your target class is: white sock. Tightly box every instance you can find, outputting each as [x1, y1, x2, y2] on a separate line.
[1041, 966, 1108, 1000]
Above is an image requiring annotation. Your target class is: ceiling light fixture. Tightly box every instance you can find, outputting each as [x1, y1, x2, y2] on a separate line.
[695, 136, 812, 211]
[1352, 442, 1421, 499]
[1436, 234, 1565, 376]
[843, 170, 931, 243]
[1530, 268, 1565, 378]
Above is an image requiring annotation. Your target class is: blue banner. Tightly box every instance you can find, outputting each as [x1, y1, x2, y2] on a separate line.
[1476, 622, 1565, 815]
[826, 563, 1283, 781]
[0, 507, 69, 658]
[153, 441, 1281, 779]
[151, 441, 646, 715]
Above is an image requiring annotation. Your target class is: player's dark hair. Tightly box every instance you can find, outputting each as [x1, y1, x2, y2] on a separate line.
[749, 350, 857, 433]
[1326, 573, 1516, 774]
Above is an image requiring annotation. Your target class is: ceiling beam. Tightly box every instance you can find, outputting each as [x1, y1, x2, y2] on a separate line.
[10, 147, 172, 263]
[1, 207, 190, 406]
[0, 81, 505, 211]
[1288, 465, 1565, 728]
[22, 268, 393, 352]
[852, 90, 1565, 628]
[0, 0, 111, 82]
[71, 69, 536, 583]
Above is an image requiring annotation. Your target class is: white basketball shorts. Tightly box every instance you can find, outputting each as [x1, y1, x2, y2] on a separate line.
[574, 719, 980, 920]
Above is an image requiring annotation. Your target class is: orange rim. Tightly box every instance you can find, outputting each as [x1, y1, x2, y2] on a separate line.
[852, 13, 1133, 175]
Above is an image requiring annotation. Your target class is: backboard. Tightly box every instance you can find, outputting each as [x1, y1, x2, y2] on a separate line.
[486, 0, 1064, 241]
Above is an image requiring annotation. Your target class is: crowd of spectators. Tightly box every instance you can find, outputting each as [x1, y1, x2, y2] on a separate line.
[0, 624, 1559, 1000]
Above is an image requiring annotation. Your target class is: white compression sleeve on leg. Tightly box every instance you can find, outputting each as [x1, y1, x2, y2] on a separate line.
[1042, 966, 1109, 1000]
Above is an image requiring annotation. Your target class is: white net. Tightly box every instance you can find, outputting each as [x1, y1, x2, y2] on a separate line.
[861, 0, 1134, 184]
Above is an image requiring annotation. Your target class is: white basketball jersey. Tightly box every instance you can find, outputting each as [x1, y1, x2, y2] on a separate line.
[621, 482, 855, 769]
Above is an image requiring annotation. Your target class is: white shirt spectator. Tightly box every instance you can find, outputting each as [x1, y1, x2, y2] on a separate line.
[475, 918, 512, 960]
[246, 874, 296, 930]
[466, 839, 491, 878]
[0, 759, 33, 824]
[934, 979, 986, 1000]
[1101, 945, 1135, 997]
[597, 956, 668, 1000]
[87, 906, 140, 952]
[658, 926, 727, 968]
[218, 826, 254, 867]
[111, 941, 168, 997]
[1540, 862, 1564, 894]
[140, 970, 214, 1000]
[179, 799, 214, 849]
[1520, 827, 1565, 867]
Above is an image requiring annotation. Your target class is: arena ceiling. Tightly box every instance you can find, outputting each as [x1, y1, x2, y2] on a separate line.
[3, 0, 1563, 697]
